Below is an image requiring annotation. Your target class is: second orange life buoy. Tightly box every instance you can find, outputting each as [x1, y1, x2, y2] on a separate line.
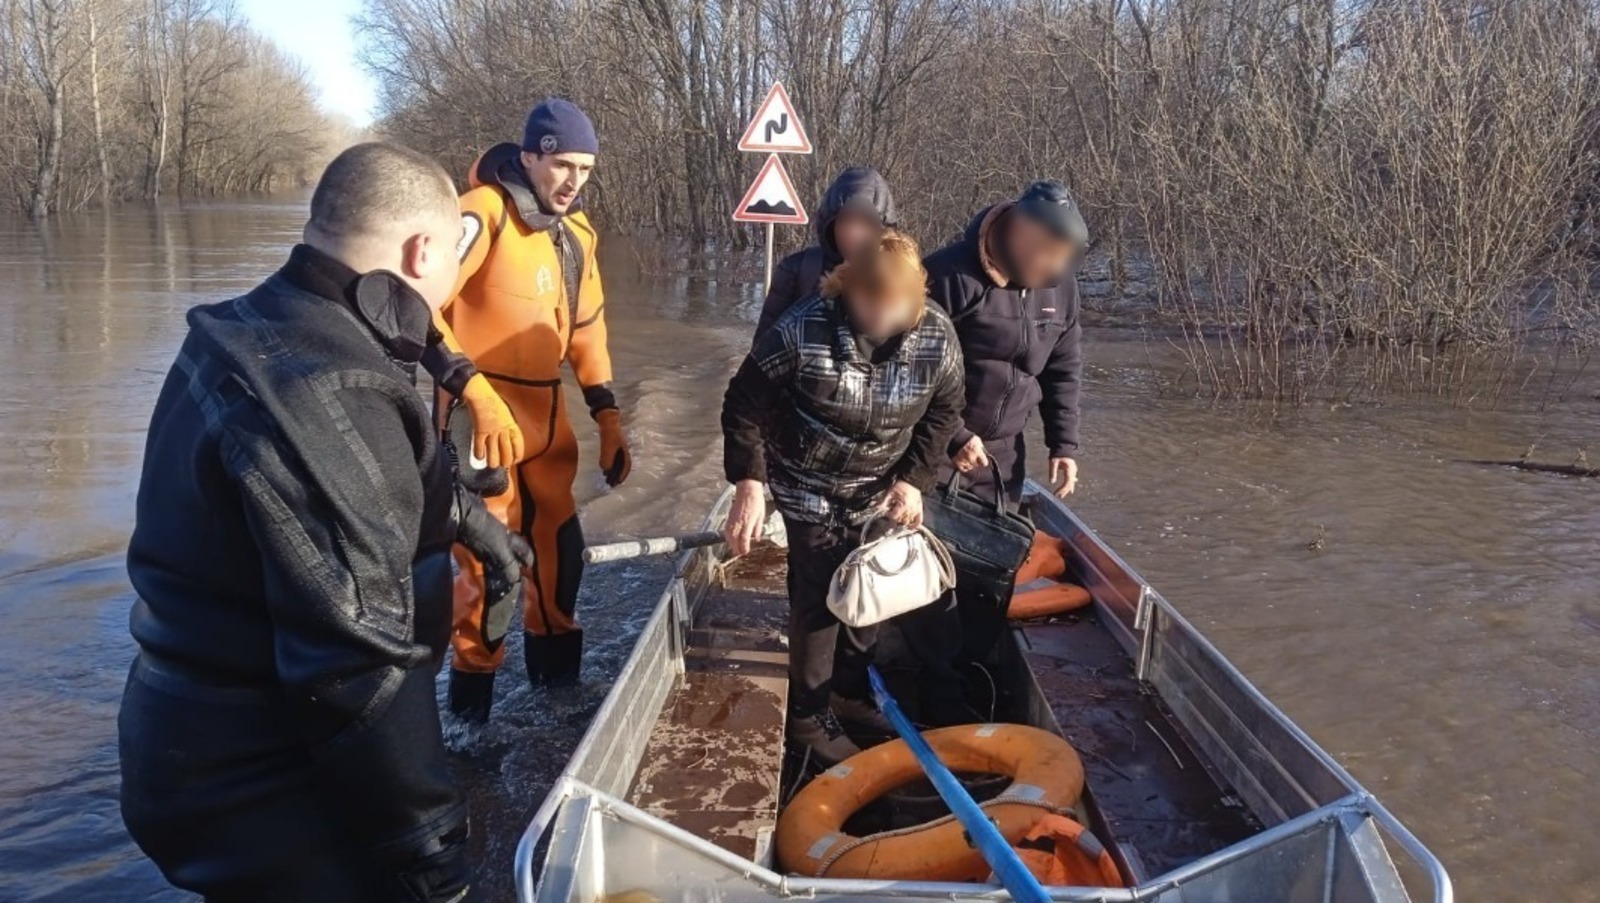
[1009, 530, 1093, 619]
[1015, 812, 1126, 887]
[776, 724, 1085, 881]
[1009, 582, 1094, 619]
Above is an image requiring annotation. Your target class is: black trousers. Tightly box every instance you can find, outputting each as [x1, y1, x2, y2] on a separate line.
[895, 433, 1027, 717]
[783, 517, 877, 716]
[119, 659, 396, 903]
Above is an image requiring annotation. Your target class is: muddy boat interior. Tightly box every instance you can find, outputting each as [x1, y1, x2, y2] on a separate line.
[517, 486, 1451, 903]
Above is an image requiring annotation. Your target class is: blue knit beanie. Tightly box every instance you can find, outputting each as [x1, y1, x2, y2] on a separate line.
[521, 98, 599, 156]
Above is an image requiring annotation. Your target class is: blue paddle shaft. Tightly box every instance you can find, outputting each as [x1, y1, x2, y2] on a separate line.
[867, 666, 1052, 903]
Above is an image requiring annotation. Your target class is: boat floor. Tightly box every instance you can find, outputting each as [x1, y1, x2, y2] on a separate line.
[1020, 613, 1261, 877]
[625, 543, 791, 861]
[625, 541, 1260, 880]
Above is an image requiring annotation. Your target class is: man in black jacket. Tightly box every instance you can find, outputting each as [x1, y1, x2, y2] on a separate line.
[118, 143, 532, 903]
[754, 166, 897, 337]
[926, 180, 1089, 503]
[909, 181, 1088, 725]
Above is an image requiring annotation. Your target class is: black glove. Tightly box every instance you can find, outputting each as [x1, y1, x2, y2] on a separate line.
[442, 398, 511, 497]
[453, 483, 534, 653]
[389, 820, 482, 903]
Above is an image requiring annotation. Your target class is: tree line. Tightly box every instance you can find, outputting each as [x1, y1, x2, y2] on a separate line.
[1, 0, 338, 220]
[362, 0, 1600, 401]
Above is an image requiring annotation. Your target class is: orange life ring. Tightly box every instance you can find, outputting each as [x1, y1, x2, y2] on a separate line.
[776, 724, 1085, 881]
[1015, 813, 1126, 887]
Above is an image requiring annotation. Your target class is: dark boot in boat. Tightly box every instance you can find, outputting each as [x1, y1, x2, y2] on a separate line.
[830, 692, 894, 740]
[525, 629, 583, 687]
[788, 709, 863, 766]
[448, 668, 495, 724]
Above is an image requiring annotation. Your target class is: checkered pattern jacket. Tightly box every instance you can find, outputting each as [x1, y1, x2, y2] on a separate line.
[734, 294, 965, 524]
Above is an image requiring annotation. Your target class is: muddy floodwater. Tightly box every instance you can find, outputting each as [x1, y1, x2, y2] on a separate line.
[0, 199, 1595, 902]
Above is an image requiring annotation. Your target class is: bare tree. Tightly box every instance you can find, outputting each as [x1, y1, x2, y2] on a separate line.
[0, 0, 334, 212]
[1, 0, 1592, 399]
[20, 0, 85, 219]
[85, 0, 114, 201]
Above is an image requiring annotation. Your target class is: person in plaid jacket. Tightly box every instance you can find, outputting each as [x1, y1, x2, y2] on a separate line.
[721, 230, 965, 764]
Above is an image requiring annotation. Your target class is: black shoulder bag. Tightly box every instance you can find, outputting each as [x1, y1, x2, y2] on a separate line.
[922, 460, 1035, 632]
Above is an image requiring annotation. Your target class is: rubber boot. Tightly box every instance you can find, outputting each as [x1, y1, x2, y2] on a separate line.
[787, 709, 863, 767]
[525, 629, 583, 687]
[830, 692, 894, 739]
[448, 668, 495, 724]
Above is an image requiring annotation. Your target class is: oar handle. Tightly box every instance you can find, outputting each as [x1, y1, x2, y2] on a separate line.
[867, 666, 1052, 903]
[582, 531, 724, 564]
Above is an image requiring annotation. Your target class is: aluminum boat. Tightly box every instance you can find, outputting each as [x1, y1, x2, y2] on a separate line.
[515, 483, 1451, 903]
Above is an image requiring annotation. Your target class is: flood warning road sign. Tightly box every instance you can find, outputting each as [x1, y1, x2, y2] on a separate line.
[737, 82, 813, 155]
[733, 154, 808, 224]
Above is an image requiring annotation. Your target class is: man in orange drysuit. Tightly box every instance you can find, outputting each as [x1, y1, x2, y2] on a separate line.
[431, 98, 631, 721]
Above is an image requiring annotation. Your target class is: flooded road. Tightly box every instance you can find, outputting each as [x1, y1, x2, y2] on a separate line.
[0, 199, 1594, 902]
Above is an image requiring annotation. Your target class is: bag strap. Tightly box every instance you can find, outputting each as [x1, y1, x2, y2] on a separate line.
[851, 515, 918, 574]
[833, 515, 897, 589]
[942, 458, 1008, 517]
[846, 523, 958, 582]
[864, 533, 921, 577]
[917, 525, 957, 586]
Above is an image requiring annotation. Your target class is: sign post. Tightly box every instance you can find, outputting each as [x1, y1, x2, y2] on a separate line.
[765, 222, 775, 294]
[734, 81, 813, 294]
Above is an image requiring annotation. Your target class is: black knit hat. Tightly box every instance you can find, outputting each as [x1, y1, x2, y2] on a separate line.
[1014, 180, 1089, 245]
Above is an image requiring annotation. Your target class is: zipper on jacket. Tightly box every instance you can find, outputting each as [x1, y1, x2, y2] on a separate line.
[1020, 288, 1033, 362]
[861, 361, 878, 442]
[554, 220, 581, 347]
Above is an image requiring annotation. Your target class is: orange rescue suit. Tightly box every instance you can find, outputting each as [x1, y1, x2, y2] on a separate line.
[437, 144, 616, 679]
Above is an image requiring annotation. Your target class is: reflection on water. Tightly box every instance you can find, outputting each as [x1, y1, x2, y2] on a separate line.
[0, 199, 1595, 901]
[0, 202, 321, 572]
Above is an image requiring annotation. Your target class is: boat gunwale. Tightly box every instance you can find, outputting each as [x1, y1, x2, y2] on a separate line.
[522, 776, 1445, 902]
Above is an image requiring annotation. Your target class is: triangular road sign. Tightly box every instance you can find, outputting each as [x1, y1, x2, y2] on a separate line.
[738, 82, 813, 155]
[733, 154, 808, 224]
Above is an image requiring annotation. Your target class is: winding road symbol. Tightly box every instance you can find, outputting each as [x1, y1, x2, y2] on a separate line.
[738, 82, 812, 154]
[765, 113, 789, 145]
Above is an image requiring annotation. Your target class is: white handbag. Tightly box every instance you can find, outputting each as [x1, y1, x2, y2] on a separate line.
[826, 519, 958, 628]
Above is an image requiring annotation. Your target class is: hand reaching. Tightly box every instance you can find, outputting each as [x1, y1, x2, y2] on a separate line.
[1049, 457, 1078, 498]
[724, 480, 766, 557]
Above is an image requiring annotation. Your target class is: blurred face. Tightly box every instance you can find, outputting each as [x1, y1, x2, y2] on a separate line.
[833, 208, 883, 261]
[845, 284, 922, 340]
[399, 205, 464, 313]
[1006, 214, 1079, 289]
[521, 150, 595, 214]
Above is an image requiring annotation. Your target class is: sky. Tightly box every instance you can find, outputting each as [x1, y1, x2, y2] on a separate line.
[238, 0, 379, 126]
